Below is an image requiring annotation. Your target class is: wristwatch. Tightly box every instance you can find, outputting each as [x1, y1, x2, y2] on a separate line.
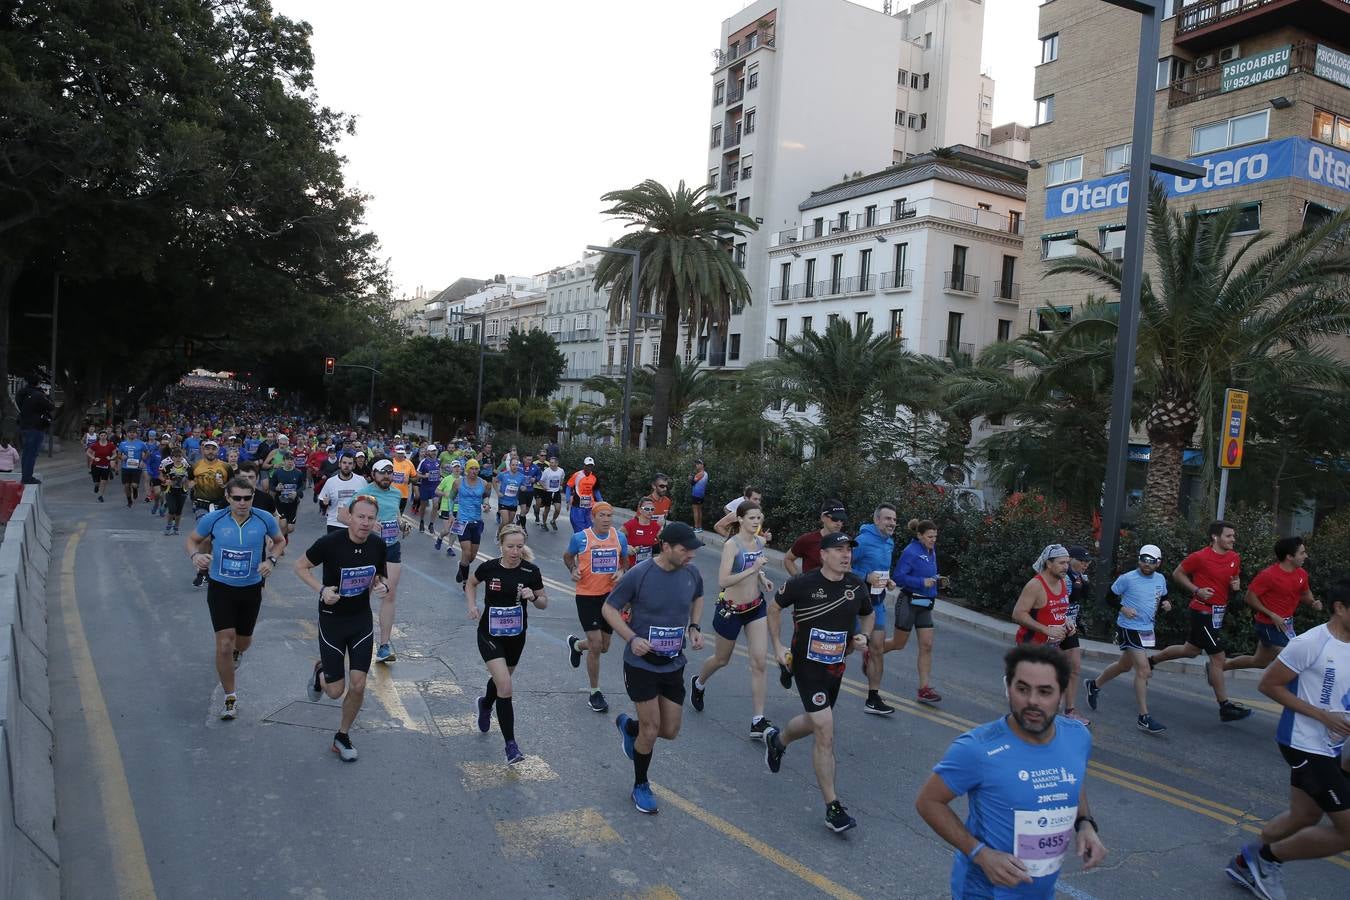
[1074, 815, 1098, 834]
[268, 556, 279, 565]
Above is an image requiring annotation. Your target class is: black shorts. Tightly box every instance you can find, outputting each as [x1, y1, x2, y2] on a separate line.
[712, 597, 767, 641]
[165, 491, 187, 515]
[1115, 626, 1154, 652]
[896, 596, 935, 632]
[689, 496, 704, 507]
[276, 501, 299, 524]
[1059, 632, 1081, 651]
[384, 541, 402, 564]
[793, 660, 843, 713]
[92, 466, 112, 482]
[536, 488, 561, 505]
[477, 628, 526, 667]
[1185, 609, 1226, 655]
[398, 497, 408, 513]
[206, 580, 264, 636]
[318, 611, 374, 682]
[1280, 743, 1350, 813]
[623, 662, 686, 704]
[577, 594, 613, 634]
[121, 468, 142, 485]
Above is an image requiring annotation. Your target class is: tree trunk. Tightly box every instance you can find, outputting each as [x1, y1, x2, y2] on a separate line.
[0, 263, 22, 429]
[1142, 391, 1199, 522]
[649, 303, 680, 447]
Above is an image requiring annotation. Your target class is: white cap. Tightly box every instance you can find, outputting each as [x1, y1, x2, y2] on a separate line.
[1139, 544, 1163, 560]
[394, 444, 406, 453]
[584, 456, 595, 465]
[372, 459, 394, 473]
[426, 444, 438, 452]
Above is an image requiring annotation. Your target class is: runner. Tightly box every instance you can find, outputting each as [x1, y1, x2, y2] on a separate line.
[605, 521, 705, 814]
[414, 444, 441, 533]
[784, 500, 847, 577]
[565, 456, 603, 533]
[495, 457, 530, 530]
[689, 458, 708, 533]
[187, 440, 232, 588]
[565, 502, 629, 713]
[87, 429, 116, 502]
[317, 452, 367, 534]
[691, 500, 776, 739]
[889, 518, 946, 705]
[1083, 544, 1172, 735]
[182, 426, 203, 464]
[352, 450, 370, 480]
[763, 531, 872, 832]
[448, 459, 493, 584]
[312, 444, 338, 504]
[144, 436, 166, 516]
[467, 523, 548, 766]
[160, 446, 191, 536]
[515, 453, 540, 534]
[339, 459, 406, 663]
[236, 462, 277, 516]
[1224, 578, 1350, 900]
[1148, 520, 1253, 722]
[388, 445, 418, 514]
[916, 644, 1106, 895]
[116, 425, 149, 508]
[293, 493, 389, 762]
[713, 486, 770, 539]
[268, 451, 306, 540]
[185, 476, 284, 720]
[432, 459, 462, 557]
[534, 456, 566, 531]
[642, 474, 673, 528]
[621, 497, 661, 567]
[1013, 547, 1091, 727]
[1060, 545, 1094, 724]
[852, 504, 898, 715]
[1226, 536, 1322, 674]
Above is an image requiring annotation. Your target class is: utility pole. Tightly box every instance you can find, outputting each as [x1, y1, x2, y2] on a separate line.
[586, 244, 658, 449]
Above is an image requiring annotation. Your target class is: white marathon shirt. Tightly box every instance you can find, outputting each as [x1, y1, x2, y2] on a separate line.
[1276, 622, 1350, 757]
[539, 465, 565, 493]
[318, 473, 368, 529]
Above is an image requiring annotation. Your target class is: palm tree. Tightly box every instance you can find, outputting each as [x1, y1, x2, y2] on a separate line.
[651, 356, 718, 439]
[1046, 184, 1350, 519]
[593, 179, 756, 447]
[580, 373, 649, 446]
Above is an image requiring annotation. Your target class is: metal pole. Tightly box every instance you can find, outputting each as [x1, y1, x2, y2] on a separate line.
[48, 272, 58, 457]
[1216, 468, 1230, 520]
[475, 312, 486, 442]
[368, 367, 376, 429]
[621, 250, 641, 449]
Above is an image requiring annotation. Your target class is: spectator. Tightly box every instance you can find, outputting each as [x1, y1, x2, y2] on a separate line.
[0, 433, 19, 474]
[17, 372, 54, 485]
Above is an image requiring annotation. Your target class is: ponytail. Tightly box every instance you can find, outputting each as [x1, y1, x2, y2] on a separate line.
[909, 518, 937, 537]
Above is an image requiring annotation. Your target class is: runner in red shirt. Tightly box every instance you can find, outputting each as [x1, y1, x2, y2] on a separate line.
[1226, 535, 1322, 672]
[783, 499, 847, 576]
[87, 429, 117, 503]
[622, 499, 662, 567]
[1148, 520, 1252, 722]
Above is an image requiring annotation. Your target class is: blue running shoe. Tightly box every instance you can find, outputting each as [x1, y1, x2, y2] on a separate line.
[631, 782, 658, 814]
[476, 695, 493, 733]
[434, 536, 442, 551]
[1241, 842, 1286, 900]
[504, 740, 524, 765]
[615, 713, 636, 761]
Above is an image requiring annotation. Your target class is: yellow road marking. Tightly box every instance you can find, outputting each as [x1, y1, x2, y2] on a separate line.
[494, 807, 621, 857]
[367, 664, 431, 733]
[60, 527, 158, 899]
[435, 713, 488, 736]
[459, 756, 558, 790]
[650, 784, 864, 900]
[623, 887, 680, 900]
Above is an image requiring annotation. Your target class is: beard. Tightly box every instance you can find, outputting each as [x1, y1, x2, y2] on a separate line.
[1012, 705, 1056, 735]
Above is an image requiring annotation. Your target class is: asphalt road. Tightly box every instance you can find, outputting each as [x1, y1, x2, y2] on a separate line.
[37, 457, 1350, 899]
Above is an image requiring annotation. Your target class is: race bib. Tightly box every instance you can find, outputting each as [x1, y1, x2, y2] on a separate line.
[379, 520, 400, 544]
[488, 605, 524, 637]
[1066, 604, 1080, 627]
[1210, 604, 1227, 629]
[220, 548, 252, 578]
[450, 518, 467, 536]
[580, 496, 593, 508]
[280, 485, 297, 502]
[338, 565, 376, 597]
[647, 625, 684, 657]
[634, 545, 653, 563]
[503, 482, 519, 497]
[590, 547, 619, 574]
[1139, 630, 1157, 648]
[123, 458, 141, 469]
[392, 472, 406, 484]
[1283, 617, 1297, 639]
[806, 627, 847, 665]
[1013, 805, 1076, 878]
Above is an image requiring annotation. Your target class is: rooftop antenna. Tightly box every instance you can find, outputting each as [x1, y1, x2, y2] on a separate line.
[883, 0, 893, 13]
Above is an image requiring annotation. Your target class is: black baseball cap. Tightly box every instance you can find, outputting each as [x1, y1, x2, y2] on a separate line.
[658, 521, 704, 550]
[820, 532, 858, 551]
[1068, 545, 1093, 561]
[820, 499, 847, 521]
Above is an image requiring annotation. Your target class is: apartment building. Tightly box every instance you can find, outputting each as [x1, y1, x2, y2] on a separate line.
[1020, 0, 1350, 330]
[422, 278, 489, 339]
[543, 255, 611, 406]
[706, 0, 997, 371]
[481, 282, 547, 351]
[765, 145, 1026, 363]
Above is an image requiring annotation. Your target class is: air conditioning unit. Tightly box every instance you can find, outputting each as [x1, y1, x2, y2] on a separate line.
[1106, 247, 1125, 261]
[1218, 44, 1241, 63]
[1194, 55, 1215, 71]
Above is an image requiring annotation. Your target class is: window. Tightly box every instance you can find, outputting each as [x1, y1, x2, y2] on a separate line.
[1105, 143, 1131, 173]
[1101, 226, 1126, 252]
[911, 73, 920, 89]
[747, 64, 759, 89]
[744, 108, 756, 134]
[830, 254, 844, 293]
[1037, 307, 1071, 332]
[812, 217, 824, 238]
[715, 82, 725, 105]
[1162, 0, 1175, 17]
[856, 311, 869, 332]
[734, 243, 747, 267]
[827, 313, 839, 326]
[946, 311, 963, 348]
[898, 68, 908, 84]
[708, 167, 719, 187]
[920, 113, 927, 130]
[889, 309, 903, 340]
[737, 197, 750, 214]
[896, 109, 906, 126]
[1035, 95, 1054, 125]
[779, 262, 791, 299]
[1302, 202, 1335, 232]
[802, 315, 813, 334]
[776, 318, 788, 344]
[922, 73, 930, 89]
[997, 319, 1012, 342]
[1193, 203, 1261, 234]
[859, 248, 872, 283]
[865, 204, 878, 227]
[741, 155, 753, 179]
[893, 241, 908, 275]
[1156, 58, 1173, 90]
[1041, 231, 1078, 259]
[1041, 33, 1059, 64]
[894, 197, 909, 218]
[924, 32, 932, 49]
[1000, 255, 1016, 295]
[804, 258, 817, 296]
[1313, 109, 1350, 149]
[950, 245, 968, 289]
[711, 124, 722, 147]
[1192, 109, 1268, 154]
[728, 334, 741, 361]
[837, 211, 849, 231]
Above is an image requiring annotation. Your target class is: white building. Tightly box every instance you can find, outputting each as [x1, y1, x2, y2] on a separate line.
[543, 255, 610, 407]
[765, 145, 1027, 363]
[706, 0, 998, 371]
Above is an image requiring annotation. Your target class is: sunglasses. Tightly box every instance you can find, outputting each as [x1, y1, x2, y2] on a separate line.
[1138, 555, 1159, 564]
[229, 494, 255, 502]
[640, 506, 656, 512]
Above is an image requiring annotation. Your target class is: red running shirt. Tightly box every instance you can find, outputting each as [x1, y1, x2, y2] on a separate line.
[1248, 563, 1309, 625]
[1181, 547, 1242, 612]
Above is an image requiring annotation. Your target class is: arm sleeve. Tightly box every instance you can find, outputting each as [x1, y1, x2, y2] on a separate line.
[1249, 568, 1273, 599]
[264, 512, 282, 538]
[894, 550, 926, 592]
[193, 513, 213, 539]
[1110, 573, 1130, 596]
[857, 578, 874, 617]
[933, 731, 984, 797]
[789, 534, 810, 557]
[528, 566, 544, 591]
[1180, 550, 1201, 575]
[775, 578, 798, 609]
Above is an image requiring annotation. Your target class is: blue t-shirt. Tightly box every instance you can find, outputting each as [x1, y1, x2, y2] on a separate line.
[143, 447, 163, 478]
[935, 716, 1092, 899]
[1111, 569, 1168, 631]
[182, 436, 201, 462]
[117, 439, 148, 471]
[496, 471, 529, 506]
[417, 458, 441, 488]
[351, 483, 403, 546]
[241, 438, 261, 460]
[691, 471, 708, 500]
[521, 463, 541, 493]
[566, 527, 630, 558]
[194, 508, 281, 586]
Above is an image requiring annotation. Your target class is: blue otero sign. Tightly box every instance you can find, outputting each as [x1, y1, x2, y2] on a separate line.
[1044, 137, 1350, 220]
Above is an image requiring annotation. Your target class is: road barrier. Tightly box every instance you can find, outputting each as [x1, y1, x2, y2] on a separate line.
[0, 480, 58, 898]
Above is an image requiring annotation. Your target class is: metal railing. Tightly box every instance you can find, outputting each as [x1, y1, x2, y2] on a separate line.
[720, 172, 739, 192]
[769, 199, 1020, 246]
[1168, 41, 1318, 107]
[994, 280, 1020, 301]
[563, 368, 597, 380]
[879, 270, 914, 291]
[945, 272, 980, 294]
[713, 31, 775, 69]
[937, 340, 975, 359]
[1175, 0, 1346, 34]
[724, 127, 741, 149]
[727, 84, 744, 105]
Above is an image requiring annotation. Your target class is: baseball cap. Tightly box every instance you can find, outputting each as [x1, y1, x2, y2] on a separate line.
[820, 532, 858, 551]
[820, 499, 847, 521]
[583, 456, 595, 466]
[355, 450, 368, 458]
[202, 439, 219, 448]
[372, 459, 394, 473]
[426, 444, 438, 452]
[658, 521, 704, 550]
[1139, 544, 1163, 562]
[450, 459, 464, 469]
[1068, 545, 1093, 561]
[394, 444, 406, 453]
[326, 444, 336, 451]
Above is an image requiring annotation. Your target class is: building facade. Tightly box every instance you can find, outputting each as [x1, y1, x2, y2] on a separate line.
[544, 255, 611, 407]
[1019, 0, 1350, 330]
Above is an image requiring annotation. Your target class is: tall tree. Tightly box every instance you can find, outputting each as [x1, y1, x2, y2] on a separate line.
[592, 179, 756, 447]
[499, 328, 566, 402]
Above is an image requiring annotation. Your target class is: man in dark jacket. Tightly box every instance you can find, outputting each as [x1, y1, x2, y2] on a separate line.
[17, 372, 54, 485]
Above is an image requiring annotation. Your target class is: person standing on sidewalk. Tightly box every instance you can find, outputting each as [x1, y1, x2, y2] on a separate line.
[851, 504, 898, 715]
[689, 458, 708, 533]
[16, 372, 53, 485]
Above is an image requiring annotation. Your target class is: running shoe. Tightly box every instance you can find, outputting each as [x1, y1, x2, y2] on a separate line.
[446, 545, 456, 557]
[1084, 678, 1100, 711]
[475, 695, 493, 733]
[434, 536, 442, 550]
[375, 643, 395, 663]
[566, 635, 582, 669]
[778, 661, 794, 690]
[1240, 842, 1286, 900]
[1225, 851, 1261, 897]
[1063, 708, 1092, 727]
[172, 525, 179, 535]
[825, 801, 857, 833]
[97, 495, 104, 502]
[588, 690, 609, 713]
[764, 726, 785, 773]
[916, 686, 942, 705]
[332, 732, 358, 762]
[750, 718, 775, 740]
[418, 523, 425, 533]
[1137, 714, 1167, 735]
[1220, 700, 1254, 722]
[193, 571, 205, 588]
[307, 661, 323, 701]
[615, 713, 636, 761]
[690, 676, 706, 712]
[864, 695, 895, 715]
[220, 696, 238, 720]
[126, 497, 133, 508]
[163, 525, 173, 536]
[504, 740, 525, 765]
[631, 782, 658, 814]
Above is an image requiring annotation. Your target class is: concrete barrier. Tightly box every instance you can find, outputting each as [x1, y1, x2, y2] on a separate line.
[0, 482, 58, 899]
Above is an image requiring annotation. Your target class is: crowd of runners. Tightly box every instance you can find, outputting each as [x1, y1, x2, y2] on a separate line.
[75, 387, 1350, 900]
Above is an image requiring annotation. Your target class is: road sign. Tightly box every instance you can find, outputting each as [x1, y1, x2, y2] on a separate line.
[1220, 388, 1249, 469]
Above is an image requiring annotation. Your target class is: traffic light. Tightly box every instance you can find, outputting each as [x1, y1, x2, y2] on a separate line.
[324, 356, 336, 375]
[390, 406, 400, 416]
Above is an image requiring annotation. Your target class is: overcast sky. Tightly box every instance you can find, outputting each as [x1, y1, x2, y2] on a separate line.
[272, 0, 1040, 297]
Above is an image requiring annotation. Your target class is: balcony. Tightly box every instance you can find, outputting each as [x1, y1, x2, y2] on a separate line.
[720, 172, 740, 193]
[724, 127, 742, 150]
[994, 280, 1020, 302]
[879, 270, 914, 292]
[727, 84, 744, 105]
[712, 30, 775, 71]
[769, 198, 1022, 247]
[1173, 0, 1349, 48]
[1168, 41, 1319, 107]
[563, 367, 597, 380]
[945, 272, 980, 295]
[937, 340, 974, 360]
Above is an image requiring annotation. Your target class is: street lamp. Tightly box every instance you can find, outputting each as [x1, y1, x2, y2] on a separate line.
[1096, 0, 1207, 586]
[587, 244, 658, 450]
[447, 308, 495, 441]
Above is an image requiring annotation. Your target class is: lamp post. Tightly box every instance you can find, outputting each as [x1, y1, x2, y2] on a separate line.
[1096, 0, 1208, 586]
[334, 362, 381, 426]
[587, 244, 658, 449]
